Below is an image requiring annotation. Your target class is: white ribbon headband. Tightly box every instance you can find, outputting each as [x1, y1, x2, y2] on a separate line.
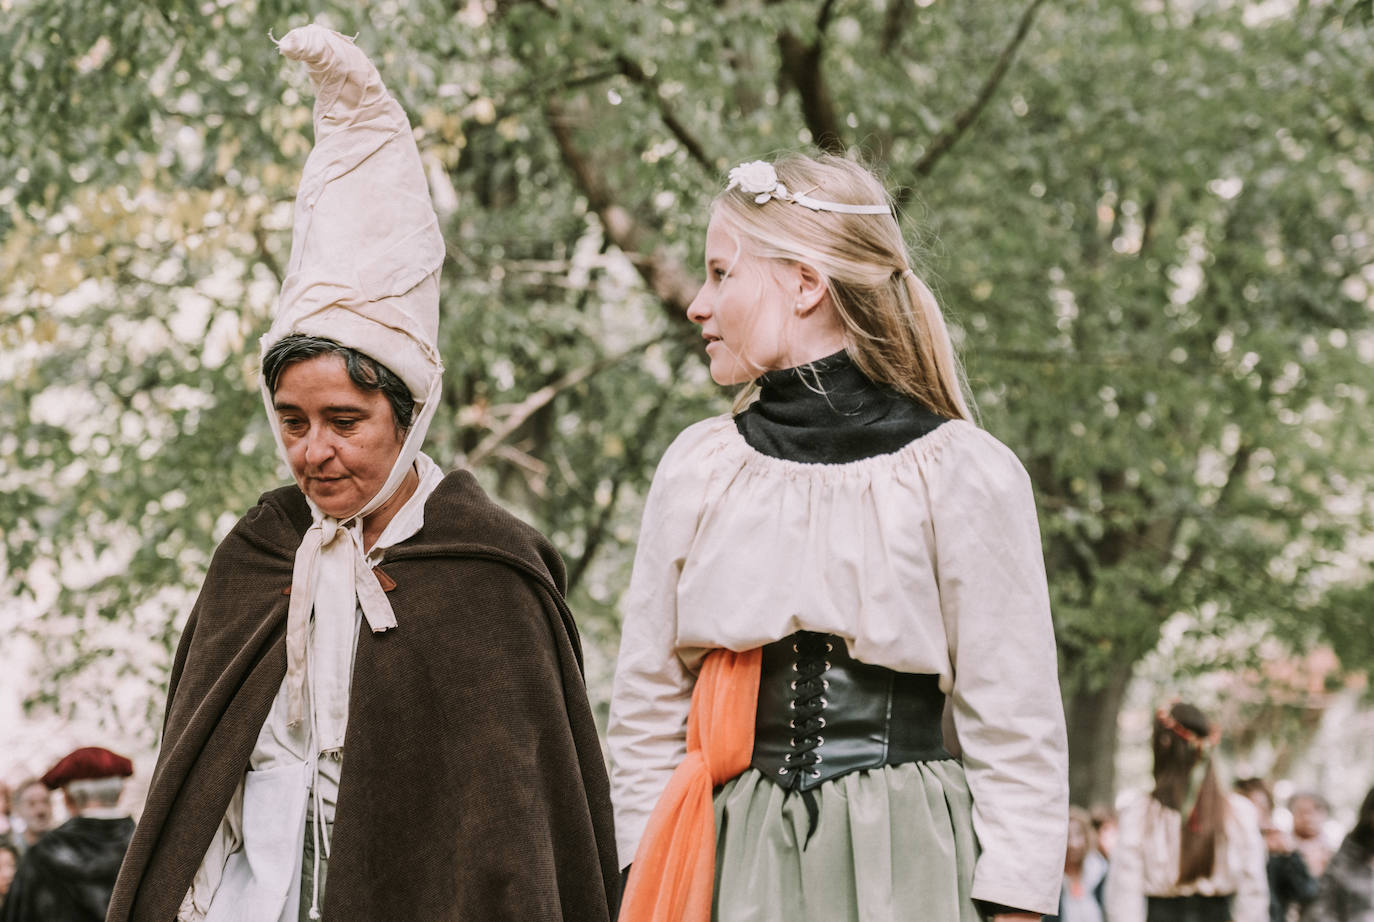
[725, 161, 893, 215]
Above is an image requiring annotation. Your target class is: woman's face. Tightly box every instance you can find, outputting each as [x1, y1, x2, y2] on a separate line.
[686, 215, 798, 385]
[272, 354, 406, 519]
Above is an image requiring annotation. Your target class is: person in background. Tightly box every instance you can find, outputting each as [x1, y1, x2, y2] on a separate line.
[1092, 803, 1120, 863]
[0, 844, 17, 902]
[0, 747, 136, 922]
[1106, 702, 1268, 922]
[1292, 793, 1336, 879]
[1236, 777, 1318, 922]
[0, 784, 13, 848]
[1046, 806, 1108, 922]
[9, 782, 52, 856]
[1302, 784, 1374, 922]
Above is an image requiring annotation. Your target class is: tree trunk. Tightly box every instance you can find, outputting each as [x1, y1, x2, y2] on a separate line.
[1066, 666, 1132, 808]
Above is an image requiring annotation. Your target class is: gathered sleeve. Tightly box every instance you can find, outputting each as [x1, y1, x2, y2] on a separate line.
[928, 428, 1069, 915]
[606, 420, 723, 865]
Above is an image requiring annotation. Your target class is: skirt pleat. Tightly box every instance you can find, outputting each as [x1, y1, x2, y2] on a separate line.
[712, 761, 981, 922]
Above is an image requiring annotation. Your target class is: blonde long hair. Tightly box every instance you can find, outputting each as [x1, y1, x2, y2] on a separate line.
[713, 153, 972, 421]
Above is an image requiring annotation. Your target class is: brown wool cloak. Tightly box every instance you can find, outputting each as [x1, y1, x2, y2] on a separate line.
[107, 471, 619, 921]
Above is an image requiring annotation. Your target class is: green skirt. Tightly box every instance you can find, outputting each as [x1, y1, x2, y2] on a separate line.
[712, 761, 981, 922]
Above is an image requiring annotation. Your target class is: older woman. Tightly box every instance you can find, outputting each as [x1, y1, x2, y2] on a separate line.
[107, 25, 617, 922]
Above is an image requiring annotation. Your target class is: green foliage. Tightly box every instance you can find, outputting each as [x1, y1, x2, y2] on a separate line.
[2, 0, 1371, 790]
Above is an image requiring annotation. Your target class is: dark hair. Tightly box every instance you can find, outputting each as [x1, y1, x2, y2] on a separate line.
[262, 334, 415, 432]
[1351, 785, 1374, 856]
[1234, 777, 1274, 812]
[1151, 702, 1228, 886]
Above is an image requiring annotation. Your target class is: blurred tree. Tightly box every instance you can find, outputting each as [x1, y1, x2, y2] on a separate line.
[1, 0, 1371, 804]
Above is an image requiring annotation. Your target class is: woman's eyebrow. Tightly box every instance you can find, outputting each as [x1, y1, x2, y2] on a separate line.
[271, 401, 371, 414]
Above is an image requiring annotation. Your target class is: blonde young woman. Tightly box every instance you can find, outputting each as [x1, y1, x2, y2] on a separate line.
[609, 154, 1069, 922]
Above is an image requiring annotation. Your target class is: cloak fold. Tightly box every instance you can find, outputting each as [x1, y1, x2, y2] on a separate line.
[108, 472, 619, 921]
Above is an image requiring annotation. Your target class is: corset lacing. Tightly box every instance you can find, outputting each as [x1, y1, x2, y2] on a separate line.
[782, 633, 831, 842]
[781, 633, 831, 784]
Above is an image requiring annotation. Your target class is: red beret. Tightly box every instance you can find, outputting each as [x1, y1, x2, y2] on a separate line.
[40, 747, 134, 790]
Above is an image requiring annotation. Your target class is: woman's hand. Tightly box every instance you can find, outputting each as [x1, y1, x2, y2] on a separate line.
[992, 914, 1042, 922]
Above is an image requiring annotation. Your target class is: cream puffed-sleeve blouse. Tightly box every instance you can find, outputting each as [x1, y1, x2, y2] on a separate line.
[607, 413, 1069, 911]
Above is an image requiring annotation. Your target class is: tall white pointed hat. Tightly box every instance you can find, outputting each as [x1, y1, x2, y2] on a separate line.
[262, 24, 445, 741]
[263, 23, 444, 395]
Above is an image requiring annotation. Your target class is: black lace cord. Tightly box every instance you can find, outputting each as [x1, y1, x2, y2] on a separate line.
[779, 634, 831, 845]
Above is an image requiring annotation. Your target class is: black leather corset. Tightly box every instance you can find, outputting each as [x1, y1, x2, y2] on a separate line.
[750, 631, 952, 791]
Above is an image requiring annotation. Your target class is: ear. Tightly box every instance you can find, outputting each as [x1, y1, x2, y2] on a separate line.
[793, 262, 829, 316]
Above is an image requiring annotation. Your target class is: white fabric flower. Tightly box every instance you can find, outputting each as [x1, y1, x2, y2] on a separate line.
[722, 158, 890, 214]
[727, 160, 785, 203]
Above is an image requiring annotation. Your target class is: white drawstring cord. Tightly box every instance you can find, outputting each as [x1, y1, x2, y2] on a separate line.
[306, 634, 325, 920]
[308, 764, 323, 920]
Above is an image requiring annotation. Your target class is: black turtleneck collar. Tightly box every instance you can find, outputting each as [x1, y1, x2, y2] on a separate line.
[734, 350, 948, 464]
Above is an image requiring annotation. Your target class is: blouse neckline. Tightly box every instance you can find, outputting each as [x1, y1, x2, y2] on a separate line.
[730, 349, 954, 473]
[717, 413, 970, 479]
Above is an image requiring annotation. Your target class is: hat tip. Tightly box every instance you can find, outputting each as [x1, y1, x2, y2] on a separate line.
[276, 23, 336, 63]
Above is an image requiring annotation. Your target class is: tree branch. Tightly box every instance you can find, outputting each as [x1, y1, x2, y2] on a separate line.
[1174, 440, 1255, 582]
[817, 0, 840, 32]
[461, 331, 677, 469]
[778, 0, 846, 153]
[617, 56, 716, 174]
[566, 347, 691, 594]
[904, 0, 1048, 190]
[253, 227, 284, 285]
[880, 0, 913, 55]
[977, 347, 1144, 367]
[556, 67, 625, 93]
[1136, 439, 1255, 610]
[544, 100, 699, 319]
[566, 471, 624, 594]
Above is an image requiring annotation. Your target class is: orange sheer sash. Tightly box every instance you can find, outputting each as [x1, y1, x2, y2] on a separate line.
[619, 647, 763, 922]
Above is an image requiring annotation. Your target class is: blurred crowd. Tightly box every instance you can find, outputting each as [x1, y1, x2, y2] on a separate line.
[1048, 703, 1374, 922]
[1, 747, 135, 921]
[1053, 786, 1374, 922]
[3, 717, 1372, 921]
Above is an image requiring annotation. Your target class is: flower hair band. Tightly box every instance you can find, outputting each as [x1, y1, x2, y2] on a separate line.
[726, 161, 893, 216]
[1156, 705, 1221, 751]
